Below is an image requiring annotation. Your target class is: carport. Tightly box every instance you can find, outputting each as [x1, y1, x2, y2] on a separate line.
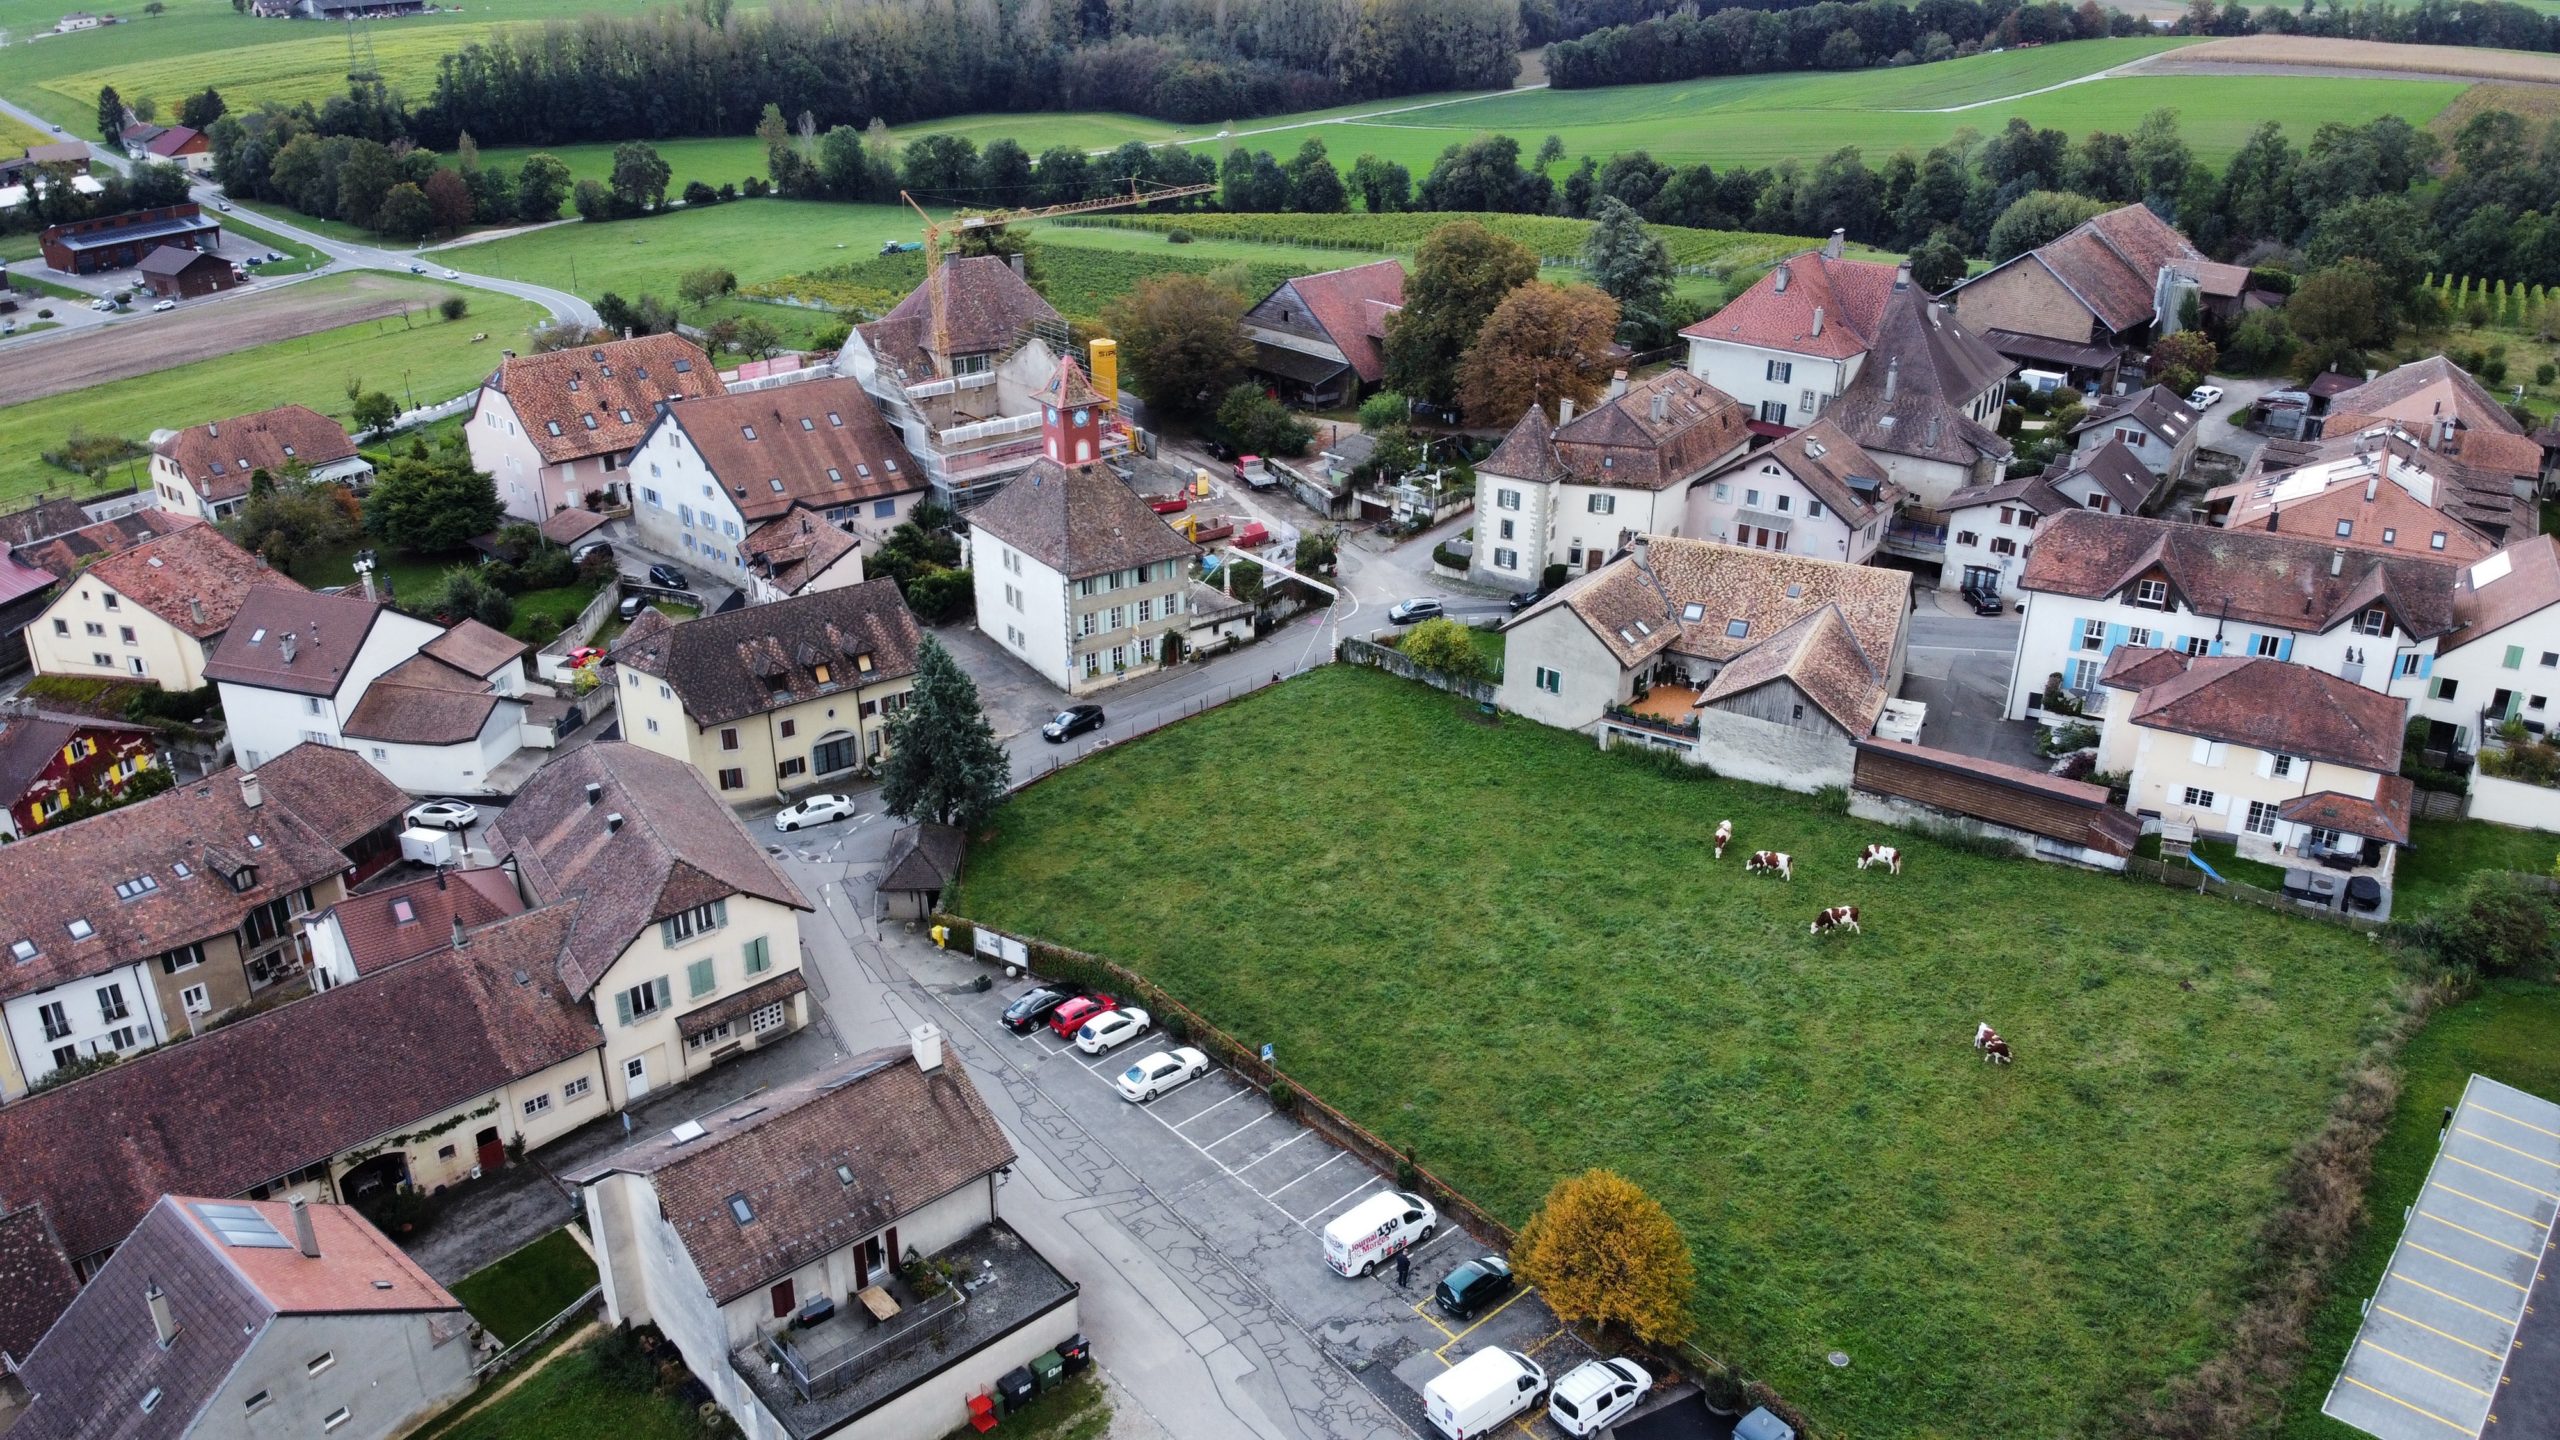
[2322, 1075, 2560, 1440]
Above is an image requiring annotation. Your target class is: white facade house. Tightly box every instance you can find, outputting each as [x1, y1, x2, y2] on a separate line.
[2006, 509, 2461, 720]
[470, 334, 726, 523]
[2066, 385, 2199, 484]
[203, 586, 445, 772]
[2405, 536, 2560, 752]
[1684, 418, 1902, 563]
[1940, 439, 2155, 601]
[147, 406, 371, 522]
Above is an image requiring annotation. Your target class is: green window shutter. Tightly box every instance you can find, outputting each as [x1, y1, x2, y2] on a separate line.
[688, 958, 715, 998]
[614, 989, 633, 1026]
[713, 898, 729, 928]
[658, 918, 676, 947]
[652, 977, 671, 1011]
[745, 937, 769, 974]
[2506, 645, 2525, 670]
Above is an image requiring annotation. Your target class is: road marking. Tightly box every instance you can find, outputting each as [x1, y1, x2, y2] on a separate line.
[2418, 1210, 2543, 1258]
[2364, 1341, 2493, 1398]
[2455, 1127, 2560, 1172]
[2389, 1271, 2520, 1323]
[1234, 1130, 1311, 1174]
[1433, 1285, 1537, 1360]
[2374, 1306, 2506, 1361]
[2433, 1183, 2551, 1229]
[2445, 1153, 2560, 1201]
[1203, 1113, 1274, 1149]
[1265, 1151, 1348, 1199]
[2473, 1102, 2560, 1142]
[2336, 1375, 2474, 1433]
[1412, 1299, 1459, 1343]
[1170, 1087, 1250, 1128]
[2406, 1242, 2529, 1292]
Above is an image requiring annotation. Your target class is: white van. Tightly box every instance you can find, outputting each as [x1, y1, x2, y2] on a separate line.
[2019, 367, 2068, 394]
[1320, 1190, 1436, 1277]
[1424, 1347, 1546, 1439]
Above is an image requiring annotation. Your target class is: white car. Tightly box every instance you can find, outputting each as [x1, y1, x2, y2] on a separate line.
[1075, 1007, 1150, 1055]
[773, 793, 856, 831]
[1547, 1359, 1652, 1436]
[443, 268, 460, 279]
[405, 797, 480, 830]
[1116, 1047, 1208, 1102]
[2186, 384, 2224, 409]
[152, 299, 175, 312]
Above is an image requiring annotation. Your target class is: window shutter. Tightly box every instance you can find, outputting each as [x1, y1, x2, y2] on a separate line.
[2104, 623, 2128, 652]
[2192, 736, 2214, 766]
[658, 918, 675, 948]
[2506, 645, 2526, 670]
[713, 899, 728, 927]
[2420, 653, 2434, 678]
[652, 977, 671, 1010]
[2253, 751, 2272, 779]
[615, 990, 633, 1026]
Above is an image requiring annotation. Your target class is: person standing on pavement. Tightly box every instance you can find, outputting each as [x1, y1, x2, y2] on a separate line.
[1395, 1251, 1410, 1287]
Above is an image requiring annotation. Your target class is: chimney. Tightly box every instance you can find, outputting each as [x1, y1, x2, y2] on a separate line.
[1009, 252, 1025, 279]
[279, 632, 297, 665]
[2438, 416, 2456, 451]
[1811, 306, 1824, 337]
[238, 771, 262, 809]
[1558, 397, 1576, 425]
[1607, 370, 1629, 400]
[911, 1022, 945, 1073]
[1773, 263, 1790, 293]
[357, 567, 376, 603]
[451, 916, 468, 951]
[187, 597, 206, 627]
[2365, 473, 2379, 502]
[2330, 548, 2345, 577]
[1892, 260, 1912, 292]
[622, 326, 634, 340]
[1650, 390, 1668, 422]
[288, 1197, 319, 1259]
[605, 812, 624, 832]
[584, 781, 603, 807]
[1884, 358, 1900, 402]
[146, 1283, 176, 1346]
[501, 349, 517, 359]
[1823, 228, 1844, 260]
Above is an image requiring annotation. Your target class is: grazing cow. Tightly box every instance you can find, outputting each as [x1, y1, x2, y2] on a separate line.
[1713, 820, 1734, 860]
[1973, 1022, 2013, 1064]
[1747, 850, 1793, 880]
[1810, 905, 1860, 935]
[1857, 844, 1903, 875]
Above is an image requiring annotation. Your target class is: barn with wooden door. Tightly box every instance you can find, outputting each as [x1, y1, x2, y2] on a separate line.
[139, 243, 238, 300]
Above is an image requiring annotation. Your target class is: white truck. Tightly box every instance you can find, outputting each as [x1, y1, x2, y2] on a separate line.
[1320, 1190, 1436, 1277]
[1424, 1347, 1546, 1439]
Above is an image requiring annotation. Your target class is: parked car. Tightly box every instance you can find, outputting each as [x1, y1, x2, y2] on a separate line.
[1506, 586, 1550, 614]
[1074, 1007, 1150, 1055]
[1201, 438, 1237, 463]
[1043, 705, 1105, 742]
[774, 793, 857, 831]
[1322, 1191, 1436, 1278]
[1548, 1359, 1651, 1437]
[1388, 598, 1445, 625]
[566, 645, 605, 668]
[1434, 1256, 1515, 1320]
[2187, 384, 2224, 409]
[1116, 1047, 1209, 1101]
[572, 540, 613, 564]
[617, 593, 647, 622]
[1002, 983, 1091, 1035]
[152, 299, 175, 311]
[1424, 1348, 1545, 1440]
[647, 563, 691, 590]
[404, 798, 480, 831]
[1047, 993, 1119, 1039]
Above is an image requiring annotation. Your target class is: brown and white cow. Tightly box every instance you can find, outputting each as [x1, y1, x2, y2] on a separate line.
[1810, 905, 1859, 935]
[1713, 820, 1734, 860]
[1857, 844, 1902, 875]
[1973, 1022, 2013, 1064]
[1747, 850, 1792, 880]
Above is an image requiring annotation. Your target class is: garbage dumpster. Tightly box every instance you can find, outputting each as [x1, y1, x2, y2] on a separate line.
[1057, 1333, 1092, 1376]
[1031, 1351, 1064, 1394]
[996, 1367, 1036, 1414]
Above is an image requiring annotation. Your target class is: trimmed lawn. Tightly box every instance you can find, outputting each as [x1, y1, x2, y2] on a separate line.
[2396, 815, 2559, 915]
[509, 580, 605, 643]
[948, 666, 2404, 1439]
[451, 201, 919, 300]
[1468, 626, 1506, 679]
[2131, 831, 2291, 891]
[298, 543, 467, 602]
[422, 1330, 697, 1440]
[449, 1229, 599, 1347]
[2276, 981, 2560, 1439]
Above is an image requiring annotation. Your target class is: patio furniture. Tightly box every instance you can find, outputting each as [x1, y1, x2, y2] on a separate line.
[856, 1284, 900, 1323]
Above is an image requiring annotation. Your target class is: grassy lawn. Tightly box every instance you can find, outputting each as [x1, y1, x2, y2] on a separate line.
[509, 579, 605, 642]
[421, 1329, 697, 1440]
[948, 666, 2405, 1438]
[297, 542, 469, 604]
[450, 200, 916, 301]
[2130, 831, 2292, 891]
[2396, 815, 2558, 915]
[0, 277, 542, 509]
[224, 215, 328, 277]
[1468, 626, 1505, 679]
[448, 1229, 599, 1347]
[2276, 980, 2560, 1439]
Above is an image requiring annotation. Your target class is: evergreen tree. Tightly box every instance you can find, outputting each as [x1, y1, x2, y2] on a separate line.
[97, 85, 125, 143]
[880, 636, 1011, 831]
[1579, 198, 1674, 347]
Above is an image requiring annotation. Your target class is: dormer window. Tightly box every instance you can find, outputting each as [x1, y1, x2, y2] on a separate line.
[2358, 607, 2389, 636]
[2133, 579, 2169, 608]
[813, 663, 832, 684]
[856, 652, 874, 673]
[229, 866, 256, 892]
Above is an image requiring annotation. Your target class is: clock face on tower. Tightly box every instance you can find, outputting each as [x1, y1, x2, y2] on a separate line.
[1073, 409, 1090, 426]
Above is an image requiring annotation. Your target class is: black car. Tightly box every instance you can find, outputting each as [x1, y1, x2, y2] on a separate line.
[1960, 581, 2007, 616]
[1506, 586, 1551, 614]
[648, 563, 692, 590]
[1002, 984, 1092, 1034]
[1435, 1256, 1515, 1320]
[1201, 438, 1237, 463]
[1043, 705, 1106, 742]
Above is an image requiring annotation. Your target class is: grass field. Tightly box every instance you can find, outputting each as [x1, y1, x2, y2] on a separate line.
[2276, 980, 2560, 1439]
[451, 199, 915, 296]
[2396, 816, 2558, 914]
[0, 106, 45, 151]
[420, 1329, 697, 1440]
[946, 665, 2407, 1438]
[0, 274, 542, 506]
[448, 1228, 598, 1346]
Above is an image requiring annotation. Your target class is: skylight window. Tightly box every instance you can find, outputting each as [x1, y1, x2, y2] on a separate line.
[582, 415, 598, 430]
[391, 899, 416, 924]
[770, 479, 785, 492]
[1632, 620, 1651, 636]
[827, 412, 842, 427]
[742, 426, 758, 440]
[618, 409, 633, 423]
[10, 940, 35, 962]
[172, 861, 191, 878]
[1785, 583, 1803, 598]
[599, 363, 615, 377]
[66, 918, 93, 939]
[115, 874, 159, 901]
[568, 377, 582, 392]
[728, 1194, 755, 1226]
[546, 421, 563, 436]
[674, 359, 692, 373]
[1682, 603, 1704, 622]
[1726, 619, 1749, 638]
[884, 459, 898, 472]
[246, 833, 264, 849]
[827, 468, 843, 483]
[855, 464, 871, 478]
[282, 445, 297, 457]
[800, 418, 815, 431]
[835, 1163, 855, 1186]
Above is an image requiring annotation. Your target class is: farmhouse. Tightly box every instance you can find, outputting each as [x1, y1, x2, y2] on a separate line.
[39, 203, 219, 275]
[1685, 417, 1903, 563]
[1467, 370, 1755, 591]
[2316, 355, 2545, 492]
[627, 376, 923, 591]
[2005, 510, 2459, 720]
[2095, 647, 2410, 915]
[1941, 439, 2155, 601]
[23, 518, 293, 689]
[574, 1037, 1081, 1440]
[149, 404, 370, 521]
[1497, 534, 1910, 791]
[1240, 258, 1405, 409]
[614, 579, 923, 802]
[2066, 384, 2198, 485]
[134, 124, 212, 174]
[471, 333, 725, 523]
[0, 700, 160, 841]
[1947, 202, 2242, 369]
[837, 254, 1081, 508]
[2207, 425, 2522, 563]
[0, 745, 407, 1099]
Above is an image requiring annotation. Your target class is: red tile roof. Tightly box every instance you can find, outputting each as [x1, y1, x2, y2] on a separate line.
[1956, 203, 2209, 336]
[340, 652, 506, 745]
[2443, 537, 2560, 655]
[489, 333, 725, 466]
[1680, 252, 1898, 361]
[78, 521, 298, 638]
[152, 404, 358, 503]
[328, 868, 527, 977]
[15, 511, 191, 580]
[614, 577, 919, 727]
[201, 585, 394, 696]
[1746, 418, 1903, 525]
[1549, 371, 1753, 491]
[856, 256, 1064, 381]
[421, 617, 528, 678]
[0, 1205, 77, 1368]
[2278, 779, 2414, 845]
[144, 125, 204, 158]
[1270, 260, 1405, 384]
[172, 1196, 463, 1314]
[1696, 602, 1887, 733]
[647, 377, 921, 526]
[0, 552, 52, 607]
[2125, 653, 2406, 771]
[2324, 355, 2544, 480]
[742, 509, 863, 597]
[2019, 510, 2458, 639]
[964, 458, 1199, 580]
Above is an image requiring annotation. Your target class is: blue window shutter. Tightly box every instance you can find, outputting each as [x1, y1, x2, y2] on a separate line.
[2104, 623, 2128, 652]
[2276, 636, 2294, 661]
[2420, 653, 2435, 678]
[614, 990, 633, 1026]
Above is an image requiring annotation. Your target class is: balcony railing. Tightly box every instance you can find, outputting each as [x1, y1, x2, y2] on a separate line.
[1603, 704, 1700, 740]
[765, 1285, 965, 1400]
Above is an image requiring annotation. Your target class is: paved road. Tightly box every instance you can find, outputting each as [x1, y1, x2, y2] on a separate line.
[0, 91, 596, 330]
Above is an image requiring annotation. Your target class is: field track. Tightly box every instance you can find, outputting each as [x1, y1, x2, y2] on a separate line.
[7, 272, 464, 407]
[2137, 35, 2560, 84]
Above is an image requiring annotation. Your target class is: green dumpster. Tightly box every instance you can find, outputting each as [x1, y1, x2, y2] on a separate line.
[1031, 1351, 1065, 1394]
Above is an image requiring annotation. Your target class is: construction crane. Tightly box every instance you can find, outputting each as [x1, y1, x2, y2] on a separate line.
[901, 177, 1216, 368]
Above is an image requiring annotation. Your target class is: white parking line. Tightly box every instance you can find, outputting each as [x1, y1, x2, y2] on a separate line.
[1301, 1178, 1381, 1225]
[1204, 1112, 1274, 1149]
[1263, 1150, 1349, 1199]
[1234, 1130, 1311, 1175]
[1172, 1088, 1251, 1128]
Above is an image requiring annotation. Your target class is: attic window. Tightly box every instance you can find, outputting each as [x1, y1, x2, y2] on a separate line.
[115, 874, 159, 900]
[391, 898, 416, 924]
[800, 418, 815, 431]
[769, 479, 786, 492]
[66, 918, 93, 940]
[835, 1163, 855, 1186]
[674, 359, 692, 373]
[812, 663, 832, 685]
[856, 652, 874, 673]
[855, 464, 871, 478]
[618, 409, 633, 423]
[546, 421, 563, 437]
[727, 1194, 755, 1226]
[1602, 456, 1614, 469]
[9, 940, 35, 962]
[827, 412, 842, 427]
[827, 468, 843, 483]
[1682, 603, 1705, 622]
[743, 426, 758, 440]
[1725, 619, 1750, 638]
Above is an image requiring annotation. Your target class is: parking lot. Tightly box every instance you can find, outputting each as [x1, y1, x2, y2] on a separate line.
[943, 979, 1617, 1440]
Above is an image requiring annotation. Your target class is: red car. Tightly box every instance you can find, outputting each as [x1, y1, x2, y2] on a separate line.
[568, 646, 606, 669]
[1048, 994, 1118, 1039]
